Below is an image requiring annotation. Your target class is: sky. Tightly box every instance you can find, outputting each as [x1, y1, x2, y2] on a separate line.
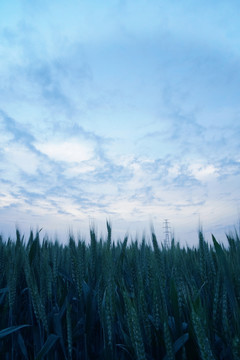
[0, 0, 240, 246]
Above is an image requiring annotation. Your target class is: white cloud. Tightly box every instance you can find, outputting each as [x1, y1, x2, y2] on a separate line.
[64, 163, 95, 177]
[168, 164, 181, 178]
[35, 139, 94, 163]
[189, 163, 218, 181]
[4, 144, 39, 175]
[0, 192, 23, 208]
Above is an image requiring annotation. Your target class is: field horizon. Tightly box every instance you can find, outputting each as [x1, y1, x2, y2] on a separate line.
[1, 218, 239, 249]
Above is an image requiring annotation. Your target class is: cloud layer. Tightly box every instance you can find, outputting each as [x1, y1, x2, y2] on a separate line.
[0, 0, 239, 245]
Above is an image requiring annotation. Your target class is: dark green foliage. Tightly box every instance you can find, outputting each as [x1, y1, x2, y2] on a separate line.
[0, 227, 240, 359]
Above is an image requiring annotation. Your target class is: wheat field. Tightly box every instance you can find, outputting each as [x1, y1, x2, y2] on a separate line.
[0, 223, 239, 359]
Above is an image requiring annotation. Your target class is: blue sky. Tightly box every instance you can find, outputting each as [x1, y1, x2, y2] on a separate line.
[0, 0, 240, 245]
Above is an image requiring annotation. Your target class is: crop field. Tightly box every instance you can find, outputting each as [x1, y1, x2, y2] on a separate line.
[0, 223, 240, 359]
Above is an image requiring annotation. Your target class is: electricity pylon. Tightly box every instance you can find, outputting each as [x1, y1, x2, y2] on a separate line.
[163, 219, 171, 248]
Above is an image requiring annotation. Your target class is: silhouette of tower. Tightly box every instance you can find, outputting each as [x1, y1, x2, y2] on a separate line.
[163, 219, 171, 248]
